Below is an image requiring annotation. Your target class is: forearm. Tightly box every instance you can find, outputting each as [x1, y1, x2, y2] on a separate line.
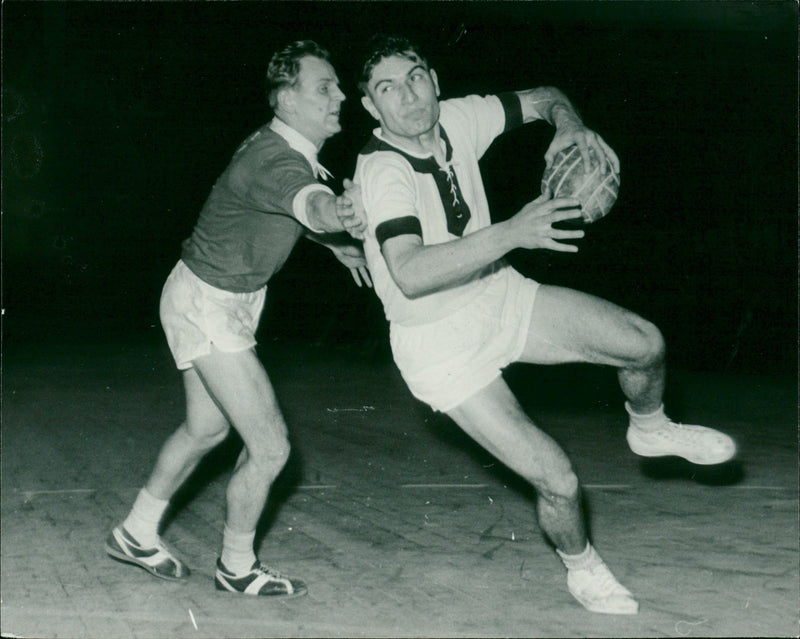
[305, 190, 345, 233]
[385, 222, 515, 298]
[304, 229, 330, 247]
[304, 228, 350, 248]
[517, 87, 583, 129]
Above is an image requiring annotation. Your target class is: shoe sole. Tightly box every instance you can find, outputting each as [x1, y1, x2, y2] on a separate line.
[570, 588, 639, 615]
[214, 578, 308, 598]
[105, 543, 190, 582]
[578, 598, 639, 615]
[627, 437, 735, 465]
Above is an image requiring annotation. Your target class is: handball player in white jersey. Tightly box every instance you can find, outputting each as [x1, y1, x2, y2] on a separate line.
[354, 34, 736, 615]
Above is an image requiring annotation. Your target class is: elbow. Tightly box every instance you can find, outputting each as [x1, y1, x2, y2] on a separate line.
[383, 242, 437, 298]
[395, 274, 426, 299]
[401, 285, 428, 300]
[390, 266, 428, 299]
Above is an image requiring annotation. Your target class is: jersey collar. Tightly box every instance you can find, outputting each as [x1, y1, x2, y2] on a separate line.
[370, 125, 453, 166]
[270, 117, 333, 181]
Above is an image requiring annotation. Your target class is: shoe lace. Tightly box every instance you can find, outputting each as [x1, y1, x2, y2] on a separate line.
[659, 422, 707, 443]
[255, 563, 287, 580]
[582, 563, 628, 597]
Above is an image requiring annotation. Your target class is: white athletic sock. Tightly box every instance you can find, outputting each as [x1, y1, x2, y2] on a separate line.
[122, 487, 169, 547]
[220, 525, 257, 576]
[625, 402, 668, 432]
[556, 543, 599, 571]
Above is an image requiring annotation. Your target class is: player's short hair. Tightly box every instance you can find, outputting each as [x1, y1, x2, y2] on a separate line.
[357, 34, 429, 95]
[266, 40, 331, 109]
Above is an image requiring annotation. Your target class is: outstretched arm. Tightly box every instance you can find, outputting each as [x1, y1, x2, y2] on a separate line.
[305, 186, 368, 239]
[516, 87, 619, 173]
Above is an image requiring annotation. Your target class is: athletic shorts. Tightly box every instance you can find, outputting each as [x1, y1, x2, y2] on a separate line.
[389, 266, 539, 413]
[159, 260, 267, 370]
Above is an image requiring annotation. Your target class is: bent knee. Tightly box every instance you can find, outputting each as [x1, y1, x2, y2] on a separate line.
[627, 316, 665, 368]
[249, 439, 291, 475]
[186, 422, 231, 452]
[537, 466, 580, 503]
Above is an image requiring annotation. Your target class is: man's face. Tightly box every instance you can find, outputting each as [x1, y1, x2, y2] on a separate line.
[286, 55, 345, 147]
[361, 54, 441, 142]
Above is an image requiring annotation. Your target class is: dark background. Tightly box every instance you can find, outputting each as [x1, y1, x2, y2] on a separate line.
[3, 1, 797, 375]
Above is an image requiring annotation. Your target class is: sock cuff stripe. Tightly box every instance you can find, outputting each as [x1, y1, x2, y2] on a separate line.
[625, 402, 665, 419]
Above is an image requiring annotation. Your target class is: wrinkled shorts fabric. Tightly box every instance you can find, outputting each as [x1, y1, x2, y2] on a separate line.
[390, 267, 539, 413]
[160, 261, 266, 370]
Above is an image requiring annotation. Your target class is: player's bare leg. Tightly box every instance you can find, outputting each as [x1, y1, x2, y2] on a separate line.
[191, 345, 306, 596]
[107, 346, 305, 594]
[105, 367, 228, 581]
[522, 285, 735, 464]
[448, 379, 586, 553]
[447, 379, 637, 614]
[192, 347, 289, 532]
[146, 366, 231, 499]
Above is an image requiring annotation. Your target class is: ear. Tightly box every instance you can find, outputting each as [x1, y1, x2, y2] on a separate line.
[277, 87, 295, 114]
[361, 95, 380, 122]
[430, 69, 441, 98]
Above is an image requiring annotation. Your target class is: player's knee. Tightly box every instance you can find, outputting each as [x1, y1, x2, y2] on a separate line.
[272, 441, 291, 468]
[206, 425, 232, 448]
[186, 422, 230, 452]
[629, 317, 665, 368]
[249, 438, 291, 478]
[539, 466, 580, 503]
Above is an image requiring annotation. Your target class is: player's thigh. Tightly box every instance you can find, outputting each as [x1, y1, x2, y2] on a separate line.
[182, 366, 230, 442]
[521, 285, 662, 368]
[191, 345, 288, 455]
[447, 377, 574, 491]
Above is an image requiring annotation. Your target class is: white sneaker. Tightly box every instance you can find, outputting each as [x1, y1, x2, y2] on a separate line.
[565, 559, 639, 615]
[627, 421, 736, 465]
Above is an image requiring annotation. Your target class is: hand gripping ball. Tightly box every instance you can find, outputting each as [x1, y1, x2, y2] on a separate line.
[540, 145, 620, 224]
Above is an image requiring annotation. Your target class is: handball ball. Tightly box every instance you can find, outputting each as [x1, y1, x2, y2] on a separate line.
[541, 145, 620, 224]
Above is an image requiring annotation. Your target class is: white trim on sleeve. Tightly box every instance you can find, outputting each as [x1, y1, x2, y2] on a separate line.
[293, 183, 335, 232]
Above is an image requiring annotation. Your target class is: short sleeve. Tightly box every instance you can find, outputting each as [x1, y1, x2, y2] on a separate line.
[359, 152, 420, 231]
[238, 148, 320, 220]
[292, 184, 335, 232]
[440, 95, 507, 159]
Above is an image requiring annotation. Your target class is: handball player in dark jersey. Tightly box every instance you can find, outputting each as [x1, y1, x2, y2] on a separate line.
[106, 41, 368, 597]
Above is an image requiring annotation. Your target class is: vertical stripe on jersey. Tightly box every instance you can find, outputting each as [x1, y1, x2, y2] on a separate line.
[359, 127, 472, 237]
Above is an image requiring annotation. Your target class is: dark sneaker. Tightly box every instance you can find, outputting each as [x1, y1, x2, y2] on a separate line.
[105, 526, 190, 581]
[214, 559, 307, 597]
[627, 421, 736, 465]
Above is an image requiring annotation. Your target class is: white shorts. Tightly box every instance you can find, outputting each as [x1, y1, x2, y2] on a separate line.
[390, 267, 539, 413]
[159, 261, 267, 370]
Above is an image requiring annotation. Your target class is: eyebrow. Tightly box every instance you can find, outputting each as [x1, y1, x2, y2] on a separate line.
[312, 76, 339, 87]
[371, 64, 426, 91]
